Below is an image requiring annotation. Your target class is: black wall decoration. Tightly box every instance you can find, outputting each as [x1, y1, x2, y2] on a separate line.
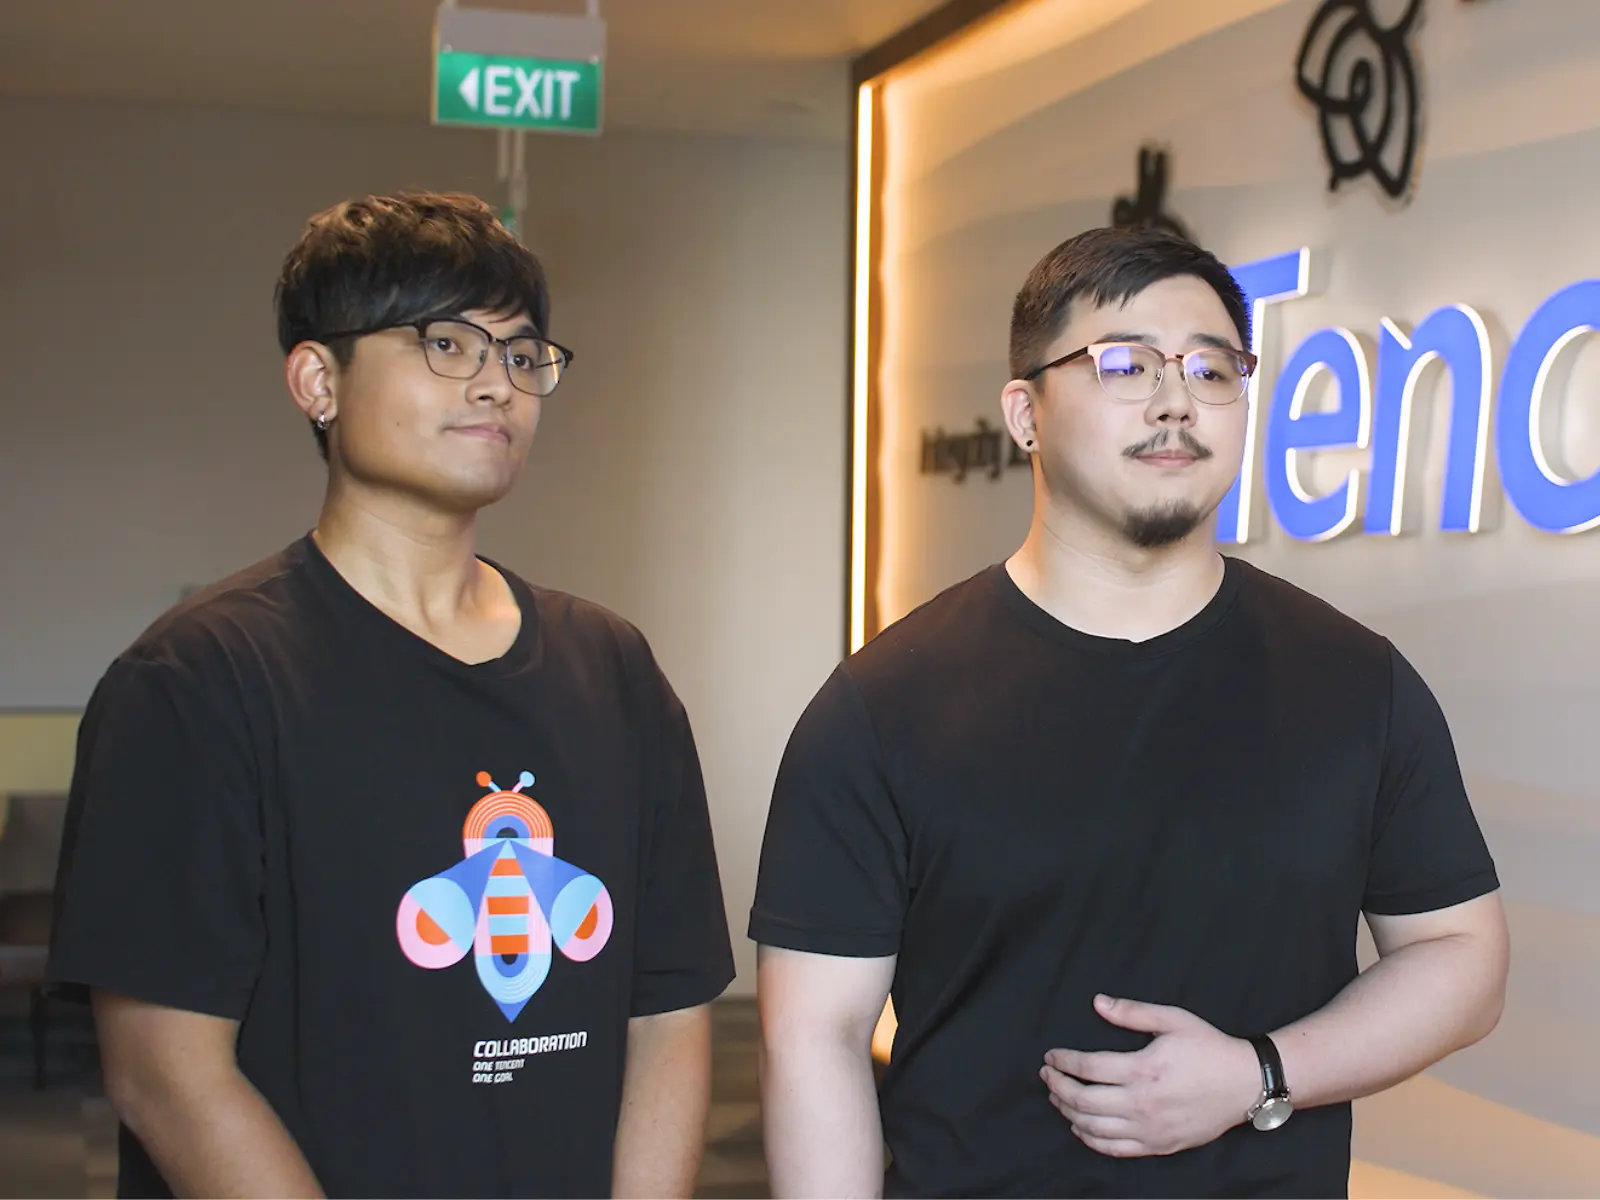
[1111, 146, 1192, 241]
[1295, 0, 1424, 201]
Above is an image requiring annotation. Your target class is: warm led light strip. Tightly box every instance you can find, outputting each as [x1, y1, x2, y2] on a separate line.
[850, 82, 876, 654]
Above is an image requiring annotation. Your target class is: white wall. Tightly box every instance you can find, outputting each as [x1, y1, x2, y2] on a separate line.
[0, 94, 847, 993]
[872, 0, 1600, 1193]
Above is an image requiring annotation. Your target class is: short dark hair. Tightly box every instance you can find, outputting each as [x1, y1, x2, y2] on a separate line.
[275, 191, 551, 459]
[1009, 226, 1249, 380]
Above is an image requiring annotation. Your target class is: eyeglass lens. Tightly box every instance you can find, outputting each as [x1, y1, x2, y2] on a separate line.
[1094, 343, 1249, 405]
[419, 319, 566, 397]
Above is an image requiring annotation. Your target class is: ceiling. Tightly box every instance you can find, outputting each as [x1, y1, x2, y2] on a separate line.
[0, 0, 950, 140]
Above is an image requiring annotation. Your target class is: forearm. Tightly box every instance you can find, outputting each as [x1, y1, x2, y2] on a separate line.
[108, 1064, 321, 1198]
[1271, 930, 1507, 1110]
[763, 1033, 884, 1198]
[613, 1005, 713, 1199]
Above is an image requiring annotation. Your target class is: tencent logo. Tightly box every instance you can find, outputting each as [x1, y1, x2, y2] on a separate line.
[1219, 249, 1600, 542]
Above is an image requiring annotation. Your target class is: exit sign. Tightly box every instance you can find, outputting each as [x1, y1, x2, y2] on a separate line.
[431, 6, 606, 136]
[434, 52, 602, 134]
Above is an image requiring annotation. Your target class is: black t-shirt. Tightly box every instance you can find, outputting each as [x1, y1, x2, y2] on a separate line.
[749, 557, 1498, 1199]
[50, 536, 735, 1199]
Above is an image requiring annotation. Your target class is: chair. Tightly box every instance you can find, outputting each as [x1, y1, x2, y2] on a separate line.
[0, 792, 69, 1090]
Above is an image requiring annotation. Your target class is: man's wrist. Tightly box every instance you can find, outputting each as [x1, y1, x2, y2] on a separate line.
[1241, 1033, 1296, 1131]
[1233, 1036, 1264, 1126]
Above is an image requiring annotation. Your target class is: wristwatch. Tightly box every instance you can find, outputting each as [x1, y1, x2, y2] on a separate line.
[1244, 1034, 1294, 1131]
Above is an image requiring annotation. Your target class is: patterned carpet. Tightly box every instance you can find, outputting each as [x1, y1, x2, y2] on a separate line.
[0, 996, 768, 1200]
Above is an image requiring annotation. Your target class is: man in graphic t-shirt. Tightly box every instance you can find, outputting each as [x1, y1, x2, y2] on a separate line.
[750, 226, 1509, 1198]
[50, 192, 734, 1199]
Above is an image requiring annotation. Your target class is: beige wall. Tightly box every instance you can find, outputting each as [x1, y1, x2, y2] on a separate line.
[0, 94, 848, 992]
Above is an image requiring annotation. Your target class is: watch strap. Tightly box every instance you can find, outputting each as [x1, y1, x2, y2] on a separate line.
[1249, 1034, 1287, 1098]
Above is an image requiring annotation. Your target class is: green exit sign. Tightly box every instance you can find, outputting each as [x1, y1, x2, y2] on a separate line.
[434, 51, 603, 135]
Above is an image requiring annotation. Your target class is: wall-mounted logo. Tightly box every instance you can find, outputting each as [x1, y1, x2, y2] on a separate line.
[919, 245, 1600, 543]
[1111, 145, 1191, 241]
[1219, 247, 1600, 545]
[1295, 0, 1423, 201]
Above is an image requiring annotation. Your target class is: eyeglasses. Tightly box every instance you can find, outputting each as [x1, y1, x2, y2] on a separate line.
[1024, 341, 1258, 406]
[320, 317, 575, 398]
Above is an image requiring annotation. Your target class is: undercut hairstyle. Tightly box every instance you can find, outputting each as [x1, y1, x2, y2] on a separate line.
[274, 191, 551, 459]
[1008, 226, 1249, 380]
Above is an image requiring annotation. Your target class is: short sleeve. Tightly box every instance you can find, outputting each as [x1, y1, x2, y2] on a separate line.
[747, 666, 907, 957]
[1363, 645, 1500, 915]
[48, 656, 266, 1018]
[629, 672, 736, 1017]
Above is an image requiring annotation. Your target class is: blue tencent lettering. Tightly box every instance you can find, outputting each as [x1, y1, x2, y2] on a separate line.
[1495, 281, 1600, 535]
[1217, 249, 1309, 544]
[1367, 307, 1491, 535]
[1221, 250, 1600, 542]
[1265, 328, 1370, 542]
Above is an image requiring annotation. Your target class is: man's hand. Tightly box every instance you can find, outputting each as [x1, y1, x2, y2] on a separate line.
[1040, 994, 1259, 1159]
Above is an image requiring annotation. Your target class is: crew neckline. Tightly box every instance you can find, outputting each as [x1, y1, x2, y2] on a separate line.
[989, 554, 1241, 658]
[294, 533, 541, 678]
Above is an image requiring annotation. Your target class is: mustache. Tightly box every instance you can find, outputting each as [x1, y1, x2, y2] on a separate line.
[1123, 430, 1213, 461]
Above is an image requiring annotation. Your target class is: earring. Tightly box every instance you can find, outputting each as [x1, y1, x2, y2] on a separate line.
[1025, 438, 1035, 448]
[315, 412, 331, 431]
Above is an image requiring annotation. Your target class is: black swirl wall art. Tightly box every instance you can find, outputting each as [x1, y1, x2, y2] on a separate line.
[1295, 0, 1424, 201]
[1111, 145, 1192, 241]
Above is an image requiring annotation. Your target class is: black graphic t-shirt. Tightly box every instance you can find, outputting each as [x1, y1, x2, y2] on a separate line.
[749, 558, 1498, 1199]
[50, 536, 735, 1199]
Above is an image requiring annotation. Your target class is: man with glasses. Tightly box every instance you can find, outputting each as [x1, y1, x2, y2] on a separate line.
[50, 192, 734, 1198]
[752, 226, 1507, 1198]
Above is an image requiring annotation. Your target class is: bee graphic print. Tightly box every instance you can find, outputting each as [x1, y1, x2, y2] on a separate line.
[397, 770, 614, 1020]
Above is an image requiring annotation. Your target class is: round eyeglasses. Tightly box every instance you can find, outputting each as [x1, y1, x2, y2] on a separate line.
[1024, 341, 1258, 406]
[320, 317, 574, 398]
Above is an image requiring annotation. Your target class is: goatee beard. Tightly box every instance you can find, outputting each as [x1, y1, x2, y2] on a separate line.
[1122, 502, 1205, 548]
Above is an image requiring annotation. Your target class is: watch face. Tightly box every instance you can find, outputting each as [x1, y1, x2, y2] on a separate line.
[1251, 1097, 1293, 1132]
